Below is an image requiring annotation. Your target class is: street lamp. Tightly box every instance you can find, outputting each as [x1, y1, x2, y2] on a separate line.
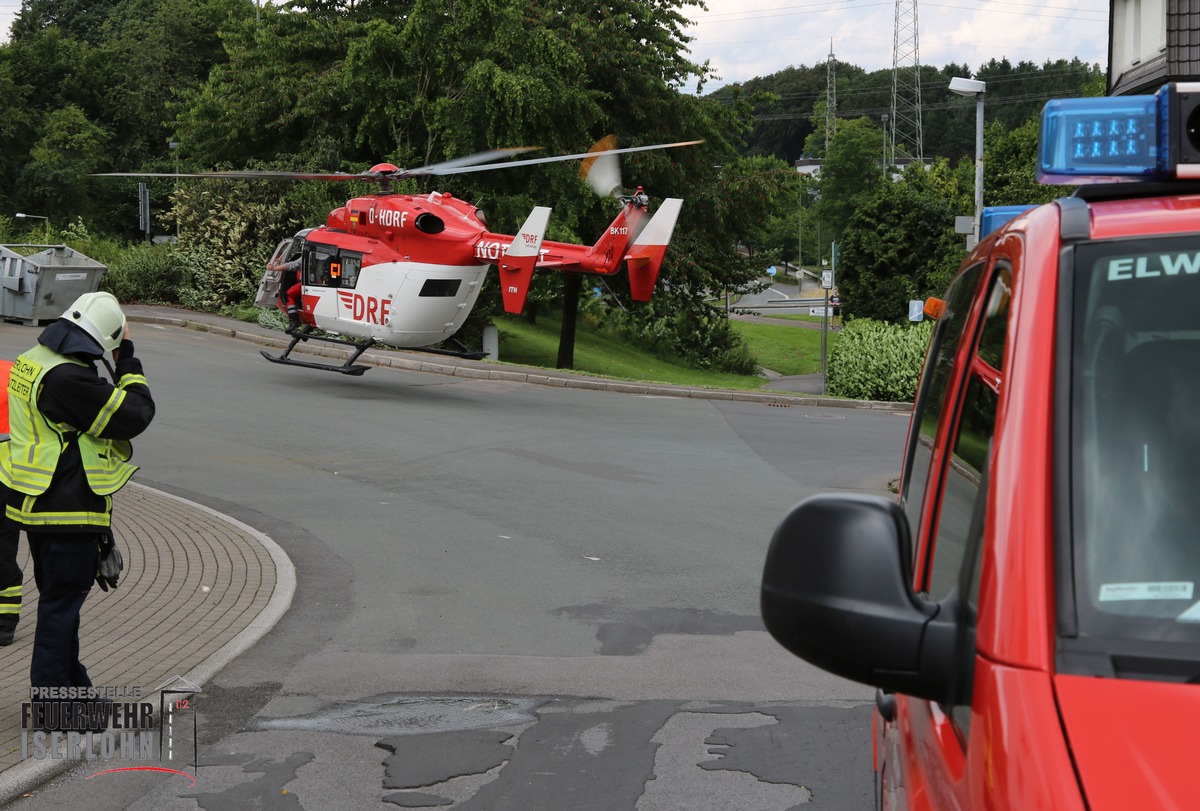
[15, 213, 49, 234]
[949, 76, 986, 248]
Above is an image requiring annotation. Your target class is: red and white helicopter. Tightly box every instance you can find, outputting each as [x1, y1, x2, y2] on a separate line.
[102, 140, 695, 374]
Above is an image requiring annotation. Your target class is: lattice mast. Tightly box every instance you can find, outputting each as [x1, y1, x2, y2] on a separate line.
[890, 0, 923, 161]
[826, 41, 837, 155]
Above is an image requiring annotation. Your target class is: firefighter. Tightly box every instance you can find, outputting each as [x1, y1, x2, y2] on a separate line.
[0, 292, 154, 723]
[0, 359, 19, 645]
[280, 256, 303, 331]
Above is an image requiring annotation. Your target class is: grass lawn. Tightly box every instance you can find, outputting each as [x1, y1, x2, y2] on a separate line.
[493, 314, 838, 388]
[730, 319, 836, 376]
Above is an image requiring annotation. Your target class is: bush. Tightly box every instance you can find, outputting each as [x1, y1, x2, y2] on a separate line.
[101, 242, 188, 303]
[600, 297, 761, 376]
[56, 218, 127, 268]
[173, 243, 260, 312]
[827, 318, 934, 402]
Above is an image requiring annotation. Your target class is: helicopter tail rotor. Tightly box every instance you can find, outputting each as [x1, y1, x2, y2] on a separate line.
[579, 136, 624, 198]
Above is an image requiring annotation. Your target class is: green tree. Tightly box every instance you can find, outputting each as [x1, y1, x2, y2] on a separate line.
[813, 116, 886, 246]
[837, 159, 967, 322]
[172, 8, 360, 169]
[984, 116, 1070, 207]
[717, 154, 801, 260]
[11, 0, 123, 43]
[0, 54, 36, 216]
[21, 104, 111, 219]
[96, 0, 246, 169]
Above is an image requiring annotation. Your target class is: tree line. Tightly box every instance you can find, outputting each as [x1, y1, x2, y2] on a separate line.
[0, 0, 1103, 370]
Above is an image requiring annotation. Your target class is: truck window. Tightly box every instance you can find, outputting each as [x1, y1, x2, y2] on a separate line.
[925, 265, 1008, 602]
[1069, 236, 1200, 657]
[901, 263, 986, 564]
[923, 264, 1008, 739]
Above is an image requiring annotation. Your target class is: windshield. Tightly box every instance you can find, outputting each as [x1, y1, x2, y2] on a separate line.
[1070, 235, 1200, 657]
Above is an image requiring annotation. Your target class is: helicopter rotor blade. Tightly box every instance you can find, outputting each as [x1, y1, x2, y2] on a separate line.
[434, 140, 703, 176]
[91, 141, 701, 183]
[92, 149, 544, 182]
[93, 170, 378, 181]
[399, 147, 542, 178]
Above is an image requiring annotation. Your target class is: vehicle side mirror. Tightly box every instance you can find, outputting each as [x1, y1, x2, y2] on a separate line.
[760, 494, 959, 703]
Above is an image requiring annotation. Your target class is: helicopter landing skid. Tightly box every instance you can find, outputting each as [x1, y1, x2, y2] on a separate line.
[260, 328, 375, 375]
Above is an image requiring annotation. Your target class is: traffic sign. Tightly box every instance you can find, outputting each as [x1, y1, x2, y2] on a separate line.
[908, 300, 925, 321]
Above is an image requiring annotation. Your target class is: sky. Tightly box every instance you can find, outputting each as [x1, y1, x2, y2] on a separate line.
[685, 0, 1110, 90]
[0, 0, 1110, 91]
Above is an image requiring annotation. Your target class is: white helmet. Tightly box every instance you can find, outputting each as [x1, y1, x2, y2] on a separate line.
[63, 292, 126, 352]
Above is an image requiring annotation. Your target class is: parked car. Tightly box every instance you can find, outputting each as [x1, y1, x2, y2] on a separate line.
[761, 83, 1200, 809]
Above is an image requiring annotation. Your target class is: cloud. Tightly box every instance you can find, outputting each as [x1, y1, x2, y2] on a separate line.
[683, 0, 1110, 90]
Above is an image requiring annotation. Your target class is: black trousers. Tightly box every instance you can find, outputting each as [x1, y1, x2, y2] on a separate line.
[28, 532, 98, 689]
[0, 516, 21, 627]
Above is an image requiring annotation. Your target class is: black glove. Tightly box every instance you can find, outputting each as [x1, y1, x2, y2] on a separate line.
[96, 534, 123, 592]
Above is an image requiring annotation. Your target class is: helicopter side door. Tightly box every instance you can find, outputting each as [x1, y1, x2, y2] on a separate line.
[255, 231, 310, 308]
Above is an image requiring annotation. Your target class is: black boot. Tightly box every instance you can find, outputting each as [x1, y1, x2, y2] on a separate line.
[0, 616, 18, 646]
[286, 307, 300, 332]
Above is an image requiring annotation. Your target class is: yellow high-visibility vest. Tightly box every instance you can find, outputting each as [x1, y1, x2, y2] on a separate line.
[0, 344, 138, 526]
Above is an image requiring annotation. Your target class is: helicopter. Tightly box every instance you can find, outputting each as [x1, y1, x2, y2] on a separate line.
[98, 140, 697, 375]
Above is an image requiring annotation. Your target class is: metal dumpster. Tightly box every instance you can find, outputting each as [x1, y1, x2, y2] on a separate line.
[0, 244, 107, 326]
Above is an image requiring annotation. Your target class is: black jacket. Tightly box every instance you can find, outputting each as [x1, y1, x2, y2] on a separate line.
[7, 320, 155, 531]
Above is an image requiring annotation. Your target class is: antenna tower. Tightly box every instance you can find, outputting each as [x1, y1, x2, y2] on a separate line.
[826, 41, 837, 154]
[890, 0, 923, 162]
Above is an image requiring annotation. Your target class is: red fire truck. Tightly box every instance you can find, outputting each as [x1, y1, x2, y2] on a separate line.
[761, 83, 1200, 809]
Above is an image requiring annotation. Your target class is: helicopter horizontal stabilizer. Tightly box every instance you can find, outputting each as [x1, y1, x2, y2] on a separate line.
[625, 198, 683, 301]
[498, 206, 551, 314]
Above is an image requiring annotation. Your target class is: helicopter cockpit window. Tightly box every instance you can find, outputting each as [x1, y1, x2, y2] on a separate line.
[334, 253, 361, 288]
[305, 249, 362, 289]
[305, 249, 335, 287]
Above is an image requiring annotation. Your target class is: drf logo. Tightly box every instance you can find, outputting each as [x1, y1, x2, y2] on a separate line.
[337, 291, 392, 324]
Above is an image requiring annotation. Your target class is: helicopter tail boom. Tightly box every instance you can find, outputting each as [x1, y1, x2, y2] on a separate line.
[625, 198, 683, 301]
[491, 196, 681, 314]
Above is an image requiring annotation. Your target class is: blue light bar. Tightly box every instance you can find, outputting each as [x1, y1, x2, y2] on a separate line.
[1037, 91, 1165, 184]
[981, 205, 1036, 237]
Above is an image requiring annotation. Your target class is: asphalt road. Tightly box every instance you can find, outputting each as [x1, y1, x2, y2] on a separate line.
[0, 319, 910, 810]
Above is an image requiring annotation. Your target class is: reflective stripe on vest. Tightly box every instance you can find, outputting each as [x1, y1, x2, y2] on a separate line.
[2, 344, 137, 498]
[6, 494, 113, 528]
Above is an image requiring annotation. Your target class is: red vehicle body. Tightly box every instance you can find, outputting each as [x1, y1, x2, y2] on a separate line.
[761, 85, 1200, 810]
